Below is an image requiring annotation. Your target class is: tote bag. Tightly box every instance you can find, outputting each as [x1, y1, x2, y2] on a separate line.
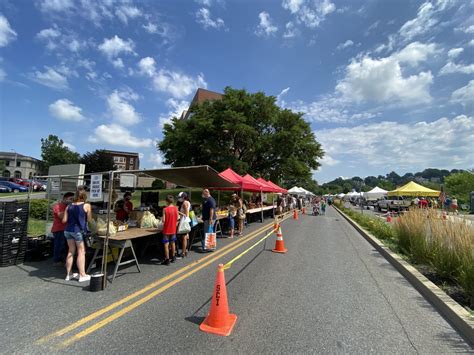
[204, 226, 217, 250]
[177, 217, 191, 234]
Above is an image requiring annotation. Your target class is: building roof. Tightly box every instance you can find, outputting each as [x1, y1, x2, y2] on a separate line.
[102, 150, 139, 157]
[0, 151, 42, 162]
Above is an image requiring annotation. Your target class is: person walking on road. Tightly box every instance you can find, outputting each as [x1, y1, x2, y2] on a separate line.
[161, 195, 179, 265]
[233, 193, 245, 236]
[62, 190, 92, 282]
[201, 189, 216, 251]
[51, 192, 74, 266]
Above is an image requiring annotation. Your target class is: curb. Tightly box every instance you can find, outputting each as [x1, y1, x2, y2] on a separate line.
[333, 205, 474, 346]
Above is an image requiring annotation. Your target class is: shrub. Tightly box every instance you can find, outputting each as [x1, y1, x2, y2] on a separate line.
[29, 199, 51, 220]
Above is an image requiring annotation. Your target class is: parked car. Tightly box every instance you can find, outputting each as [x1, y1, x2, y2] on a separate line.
[9, 177, 29, 186]
[26, 180, 46, 191]
[0, 185, 12, 193]
[0, 181, 29, 192]
[376, 196, 411, 212]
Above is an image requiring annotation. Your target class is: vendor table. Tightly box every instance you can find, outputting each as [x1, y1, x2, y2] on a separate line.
[87, 228, 160, 282]
[246, 205, 276, 223]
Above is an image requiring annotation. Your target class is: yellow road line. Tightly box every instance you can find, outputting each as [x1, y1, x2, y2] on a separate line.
[38, 213, 289, 345]
[57, 215, 290, 349]
[223, 227, 277, 269]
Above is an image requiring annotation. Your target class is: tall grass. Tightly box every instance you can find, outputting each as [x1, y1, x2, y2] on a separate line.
[393, 209, 474, 306]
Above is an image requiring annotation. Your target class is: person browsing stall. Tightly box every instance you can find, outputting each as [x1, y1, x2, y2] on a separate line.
[201, 189, 216, 251]
[177, 192, 191, 257]
[161, 195, 179, 266]
[51, 192, 75, 266]
[62, 190, 92, 282]
[115, 191, 133, 221]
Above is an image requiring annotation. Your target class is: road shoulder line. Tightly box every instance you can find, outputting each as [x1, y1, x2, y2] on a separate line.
[333, 205, 474, 346]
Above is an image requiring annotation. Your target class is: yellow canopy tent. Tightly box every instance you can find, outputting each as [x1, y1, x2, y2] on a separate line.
[387, 181, 440, 197]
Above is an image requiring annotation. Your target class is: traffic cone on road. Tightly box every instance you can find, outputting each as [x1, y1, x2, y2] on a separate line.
[293, 209, 299, 220]
[200, 264, 237, 336]
[272, 226, 288, 254]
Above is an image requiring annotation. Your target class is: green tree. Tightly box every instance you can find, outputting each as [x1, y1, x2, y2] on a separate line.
[80, 150, 115, 174]
[151, 179, 165, 189]
[40, 135, 80, 171]
[158, 87, 324, 187]
[445, 172, 474, 204]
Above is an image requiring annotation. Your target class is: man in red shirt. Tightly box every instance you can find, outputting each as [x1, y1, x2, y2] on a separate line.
[115, 192, 133, 221]
[51, 192, 75, 265]
[161, 195, 178, 266]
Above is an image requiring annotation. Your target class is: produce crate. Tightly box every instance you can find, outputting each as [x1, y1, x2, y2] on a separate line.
[0, 201, 29, 267]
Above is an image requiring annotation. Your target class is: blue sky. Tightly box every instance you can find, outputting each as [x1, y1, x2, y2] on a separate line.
[0, 0, 473, 183]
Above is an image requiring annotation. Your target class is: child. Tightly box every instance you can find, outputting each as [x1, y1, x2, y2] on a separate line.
[161, 195, 179, 266]
[321, 200, 327, 215]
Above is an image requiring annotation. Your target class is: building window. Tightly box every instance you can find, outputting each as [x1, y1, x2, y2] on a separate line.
[5, 161, 9, 166]
[16, 161, 21, 167]
[3, 170, 10, 178]
[29, 172, 33, 179]
[114, 156, 126, 163]
[130, 158, 134, 164]
[14, 171, 21, 178]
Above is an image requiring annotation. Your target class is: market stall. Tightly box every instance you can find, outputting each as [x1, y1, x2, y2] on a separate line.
[363, 186, 388, 201]
[388, 181, 440, 197]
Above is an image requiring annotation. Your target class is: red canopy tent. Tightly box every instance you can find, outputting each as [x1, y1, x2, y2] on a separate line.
[266, 180, 287, 193]
[219, 168, 243, 185]
[241, 174, 269, 192]
[256, 177, 280, 193]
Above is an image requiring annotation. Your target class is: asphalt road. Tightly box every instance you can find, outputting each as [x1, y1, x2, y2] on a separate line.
[0, 207, 472, 353]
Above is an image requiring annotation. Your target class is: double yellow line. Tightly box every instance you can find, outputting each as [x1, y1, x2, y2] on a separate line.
[38, 213, 290, 349]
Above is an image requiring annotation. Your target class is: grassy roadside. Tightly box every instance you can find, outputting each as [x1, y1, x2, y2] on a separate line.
[28, 218, 47, 237]
[0, 192, 43, 199]
[334, 200, 474, 312]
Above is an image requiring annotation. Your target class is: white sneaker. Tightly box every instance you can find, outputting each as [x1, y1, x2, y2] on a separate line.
[78, 275, 91, 283]
[65, 273, 79, 281]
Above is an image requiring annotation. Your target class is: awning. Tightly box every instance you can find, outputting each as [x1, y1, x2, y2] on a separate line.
[266, 180, 288, 193]
[219, 168, 243, 184]
[133, 165, 240, 189]
[242, 174, 269, 192]
[388, 181, 440, 197]
[257, 177, 280, 193]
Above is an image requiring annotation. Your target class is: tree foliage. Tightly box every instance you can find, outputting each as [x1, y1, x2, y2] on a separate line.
[445, 171, 474, 203]
[158, 87, 324, 188]
[40, 135, 80, 171]
[80, 150, 115, 174]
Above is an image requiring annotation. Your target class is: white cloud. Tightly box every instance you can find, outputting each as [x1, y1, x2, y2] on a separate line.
[148, 152, 167, 169]
[316, 115, 474, 170]
[31, 66, 69, 90]
[0, 14, 17, 47]
[447, 47, 464, 58]
[138, 57, 156, 76]
[112, 58, 124, 69]
[283, 21, 300, 39]
[36, 26, 86, 52]
[158, 98, 189, 128]
[38, 0, 73, 13]
[451, 80, 474, 109]
[63, 141, 76, 151]
[195, 8, 225, 30]
[115, 5, 141, 24]
[398, 0, 453, 41]
[195, 0, 212, 5]
[36, 27, 61, 41]
[143, 22, 158, 33]
[152, 69, 207, 99]
[320, 154, 339, 167]
[98, 35, 135, 58]
[336, 40, 353, 50]
[49, 99, 85, 121]
[460, 24, 474, 34]
[107, 89, 141, 126]
[255, 12, 278, 37]
[469, 39, 474, 47]
[89, 124, 153, 148]
[336, 42, 435, 106]
[288, 95, 379, 123]
[282, 0, 335, 28]
[439, 61, 474, 75]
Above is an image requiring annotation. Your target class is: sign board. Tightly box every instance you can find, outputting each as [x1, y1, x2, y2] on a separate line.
[89, 174, 103, 201]
[47, 164, 85, 199]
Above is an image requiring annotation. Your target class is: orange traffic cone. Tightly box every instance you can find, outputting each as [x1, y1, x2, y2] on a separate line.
[200, 264, 237, 336]
[293, 209, 298, 220]
[272, 226, 288, 253]
[386, 211, 392, 223]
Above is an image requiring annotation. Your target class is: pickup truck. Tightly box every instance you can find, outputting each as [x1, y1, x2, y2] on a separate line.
[376, 196, 411, 212]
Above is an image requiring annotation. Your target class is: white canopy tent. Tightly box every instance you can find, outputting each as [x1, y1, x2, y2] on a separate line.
[363, 186, 388, 200]
[288, 186, 306, 195]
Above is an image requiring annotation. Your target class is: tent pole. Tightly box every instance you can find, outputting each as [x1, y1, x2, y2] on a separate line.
[260, 190, 263, 223]
[102, 171, 114, 289]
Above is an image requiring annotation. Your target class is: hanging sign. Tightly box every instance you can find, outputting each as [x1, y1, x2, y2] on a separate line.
[90, 174, 103, 201]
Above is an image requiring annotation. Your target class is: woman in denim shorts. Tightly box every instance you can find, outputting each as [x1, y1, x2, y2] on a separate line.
[62, 190, 92, 282]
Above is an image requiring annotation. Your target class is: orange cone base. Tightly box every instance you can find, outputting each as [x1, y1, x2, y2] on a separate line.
[272, 247, 288, 254]
[200, 313, 237, 336]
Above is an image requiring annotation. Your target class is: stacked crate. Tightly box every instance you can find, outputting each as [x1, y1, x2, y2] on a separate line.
[0, 201, 29, 267]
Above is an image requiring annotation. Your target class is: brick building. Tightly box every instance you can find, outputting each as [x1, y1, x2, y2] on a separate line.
[102, 150, 140, 170]
[180, 88, 223, 120]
